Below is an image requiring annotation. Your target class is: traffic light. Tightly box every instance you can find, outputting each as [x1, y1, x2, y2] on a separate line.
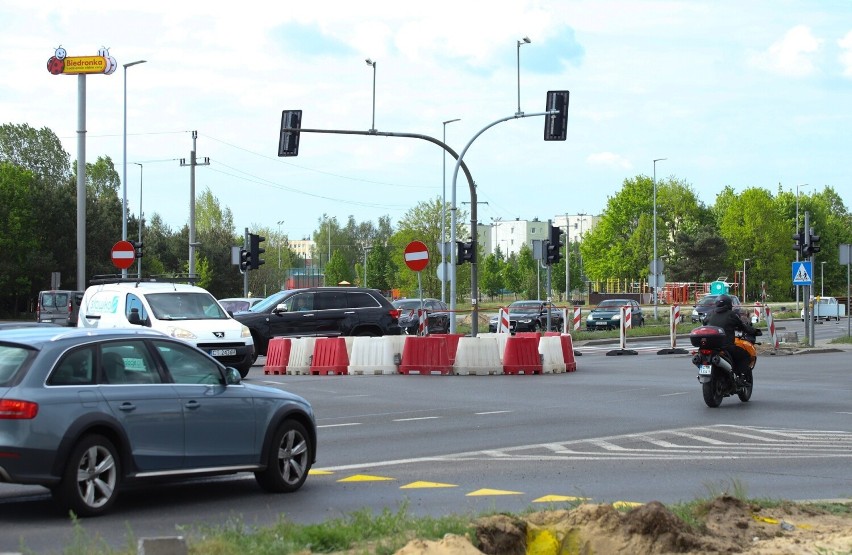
[807, 229, 821, 256]
[249, 233, 266, 269]
[130, 240, 144, 259]
[792, 229, 805, 256]
[239, 249, 251, 272]
[543, 90, 569, 141]
[545, 225, 564, 265]
[278, 109, 302, 157]
[456, 241, 475, 265]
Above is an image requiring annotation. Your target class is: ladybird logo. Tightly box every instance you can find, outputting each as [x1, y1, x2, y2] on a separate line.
[46, 46, 117, 76]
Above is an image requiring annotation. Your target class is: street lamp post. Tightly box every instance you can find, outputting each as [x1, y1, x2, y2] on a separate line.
[515, 37, 531, 116]
[133, 163, 143, 279]
[122, 59, 146, 277]
[795, 184, 810, 311]
[363, 246, 373, 288]
[821, 261, 826, 297]
[441, 118, 460, 303]
[365, 59, 377, 133]
[652, 158, 666, 318]
[743, 258, 750, 303]
[277, 220, 285, 289]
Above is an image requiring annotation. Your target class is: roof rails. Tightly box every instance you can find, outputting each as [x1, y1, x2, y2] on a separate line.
[88, 274, 199, 286]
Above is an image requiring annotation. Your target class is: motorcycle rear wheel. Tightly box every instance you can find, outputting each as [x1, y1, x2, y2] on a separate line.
[737, 369, 753, 402]
[702, 377, 724, 408]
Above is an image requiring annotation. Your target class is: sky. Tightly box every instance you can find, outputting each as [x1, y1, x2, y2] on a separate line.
[2, 0, 851, 243]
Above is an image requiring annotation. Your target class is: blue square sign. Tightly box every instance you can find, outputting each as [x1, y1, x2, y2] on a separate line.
[792, 261, 812, 285]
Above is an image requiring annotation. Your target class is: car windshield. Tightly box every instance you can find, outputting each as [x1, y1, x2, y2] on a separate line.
[220, 300, 251, 312]
[249, 291, 290, 312]
[697, 296, 718, 307]
[0, 344, 35, 386]
[509, 302, 541, 314]
[393, 300, 424, 310]
[147, 292, 228, 320]
[597, 300, 629, 309]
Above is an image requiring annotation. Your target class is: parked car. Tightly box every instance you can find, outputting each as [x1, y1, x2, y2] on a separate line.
[392, 298, 451, 335]
[586, 299, 645, 330]
[488, 300, 564, 333]
[36, 290, 84, 326]
[233, 287, 401, 358]
[690, 294, 742, 323]
[77, 279, 255, 377]
[218, 297, 264, 313]
[0, 327, 316, 516]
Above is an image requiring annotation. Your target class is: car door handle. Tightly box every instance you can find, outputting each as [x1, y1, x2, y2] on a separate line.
[301, 313, 315, 317]
[118, 402, 136, 412]
[184, 400, 201, 410]
[344, 311, 355, 315]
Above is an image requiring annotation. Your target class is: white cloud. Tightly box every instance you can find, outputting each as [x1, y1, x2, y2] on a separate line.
[748, 25, 823, 77]
[838, 31, 852, 77]
[587, 152, 632, 170]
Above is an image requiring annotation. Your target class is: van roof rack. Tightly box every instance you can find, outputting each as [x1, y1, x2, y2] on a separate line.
[88, 274, 199, 286]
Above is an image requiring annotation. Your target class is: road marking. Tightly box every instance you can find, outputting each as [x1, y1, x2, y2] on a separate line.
[401, 481, 457, 489]
[393, 416, 441, 422]
[338, 474, 395, 482]
[318, 422, 361, 428]
[476, 410, 513, 415]
[659, 392, 689, 397]
[466, 488, 523, 496]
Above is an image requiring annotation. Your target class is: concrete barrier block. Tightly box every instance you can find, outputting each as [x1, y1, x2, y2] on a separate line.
[286, 337, 316, 375]
[349, 336, 399, 375]
[539, 336, 567, 373]
[137, 536, 188, 555]
[453, 336, 502, 375]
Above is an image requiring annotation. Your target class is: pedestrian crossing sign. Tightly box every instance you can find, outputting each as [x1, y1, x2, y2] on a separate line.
[792, 261, 812, 285]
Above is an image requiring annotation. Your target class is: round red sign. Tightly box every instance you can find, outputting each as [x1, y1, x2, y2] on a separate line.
[111, 240, 136, 270]
[404, 241, 429, 272]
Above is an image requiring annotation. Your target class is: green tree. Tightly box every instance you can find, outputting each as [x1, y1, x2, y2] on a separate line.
[324, 250, 353, 286]
[479, 252, 504, 299]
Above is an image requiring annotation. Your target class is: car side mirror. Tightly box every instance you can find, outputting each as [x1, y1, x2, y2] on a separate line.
[224, 367, 241, 385]
[273, 303, 288, 314]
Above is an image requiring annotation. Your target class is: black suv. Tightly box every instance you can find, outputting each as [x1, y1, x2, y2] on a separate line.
[233, 287, 401, 357]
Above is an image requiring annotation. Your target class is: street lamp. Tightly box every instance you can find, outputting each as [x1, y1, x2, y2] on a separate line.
[122, 59, 146, 277]
[743, 258, 750, 303]
[795, 183, 810, 311]
[515, 37, 531, 116]
[133, 163, 143, 279]
[441, 118, 460, 303]
[652, 158, 666, 318]
[821, 261, 826, 297]
[362, 245, 373, 288]
[365, 59, 377, 133]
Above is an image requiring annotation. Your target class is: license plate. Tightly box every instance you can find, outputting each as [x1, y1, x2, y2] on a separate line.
[210, 348, 237, 357]
[698, 364, 712, 375]
[595, 321, 608, 327]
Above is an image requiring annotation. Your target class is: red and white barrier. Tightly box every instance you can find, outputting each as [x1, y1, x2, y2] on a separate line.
[619, 305, 629, 348]
[763, 305, 778, 349]
[623, 304, 632, 330]
[670, 305, 680, 349]
[572, 306, 582, 331]
[497, 308, 510, 334]
[418, 309, 429, 336]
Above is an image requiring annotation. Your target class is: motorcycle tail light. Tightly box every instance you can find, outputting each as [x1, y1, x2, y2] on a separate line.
[699, 349, 713, 355]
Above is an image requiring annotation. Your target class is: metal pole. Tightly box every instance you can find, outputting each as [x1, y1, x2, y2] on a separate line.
[76, 74, 86, 290]
[652, 158, 666, 319]
[449, 110, 555, 332]
[365, 59, 376, 132]
[441, 118, 460, 303]
[565, 213, 570, 302]
[515, 37, 530, 116]
[821, 261, 825, 297]
[134, 163, 143, 279]
[122, 60, 146, 279]
[743, 258, 749, 303]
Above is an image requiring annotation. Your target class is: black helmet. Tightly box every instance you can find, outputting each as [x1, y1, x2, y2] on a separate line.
[715, 294, 733, 310]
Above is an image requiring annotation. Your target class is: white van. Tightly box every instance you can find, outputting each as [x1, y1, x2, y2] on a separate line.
[78, 280, 255, 376]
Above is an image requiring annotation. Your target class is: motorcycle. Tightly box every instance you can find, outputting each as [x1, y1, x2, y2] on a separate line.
[689, 325, 762, 407]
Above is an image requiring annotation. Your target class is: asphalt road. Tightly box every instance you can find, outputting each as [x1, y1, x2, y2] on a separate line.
[1, 339, 850, 552]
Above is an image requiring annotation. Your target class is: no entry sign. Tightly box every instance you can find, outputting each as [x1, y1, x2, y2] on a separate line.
[111, 240, 136, 270]
[404, 241, 429, 272]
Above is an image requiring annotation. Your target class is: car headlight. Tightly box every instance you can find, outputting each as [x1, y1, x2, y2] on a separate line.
[241, 325, 252, 338]
[586, 314, 594, 321]
[518, 318, 532, 323]
[167, 326, 197, 340]
[612, 314, 621, 320]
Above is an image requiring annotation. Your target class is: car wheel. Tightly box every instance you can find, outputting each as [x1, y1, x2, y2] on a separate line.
[255, 420, 312, 493]
[52, 434, 121, 517]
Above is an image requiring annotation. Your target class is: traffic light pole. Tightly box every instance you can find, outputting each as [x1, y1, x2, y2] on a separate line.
[284, 126, 479, 333]
[448, 110, 557, 334]
[243, 228, 249, 298]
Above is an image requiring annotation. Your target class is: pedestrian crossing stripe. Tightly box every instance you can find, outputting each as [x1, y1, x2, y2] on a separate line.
[793, 262, 812, 284]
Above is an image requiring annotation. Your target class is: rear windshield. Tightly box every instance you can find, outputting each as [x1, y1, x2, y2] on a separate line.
[0, 344, 35, 386]
[41, 293, 69, 309]
[146, 292, 228, 320]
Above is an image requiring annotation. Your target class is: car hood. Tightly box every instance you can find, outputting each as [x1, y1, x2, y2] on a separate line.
[589, 307, 622, 316]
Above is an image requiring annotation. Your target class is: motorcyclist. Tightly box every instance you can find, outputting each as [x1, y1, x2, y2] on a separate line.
[702, 294, 760, 378]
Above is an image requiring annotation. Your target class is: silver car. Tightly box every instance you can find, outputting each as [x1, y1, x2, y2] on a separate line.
[0, 327, 316, 516]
